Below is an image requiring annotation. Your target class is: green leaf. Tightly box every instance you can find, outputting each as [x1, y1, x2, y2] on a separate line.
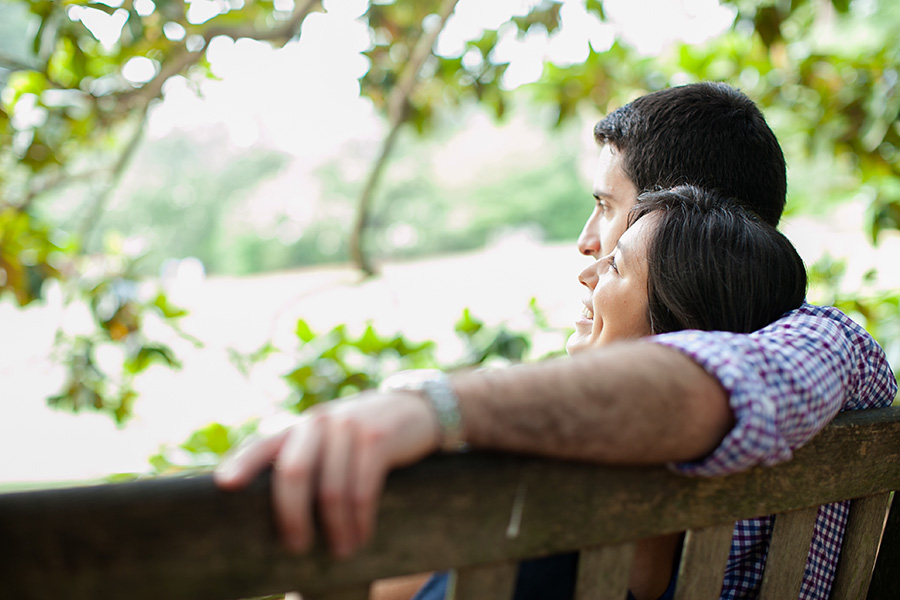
[389, 335, 435, 357]
[830, 0, 850, 13]
[454, 308, 483, 336]
[285, 365, 314, 387]
[6, 71, 49, 106]
[148, 453, 174, 474]
[124, 344, 181, 374]
[114, 389, 137, 424]
[181, 422, 232, 455]
[153, 293, 188, 319]
[487, 329, 530, 361]
[870, 198, 900, 242]
[353, 323, 384, 355]
[295, 319, 316, 343]
[585, 0, 605, 19]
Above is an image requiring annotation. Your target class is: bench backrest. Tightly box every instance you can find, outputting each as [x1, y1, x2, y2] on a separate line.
[1, 406, 899, 600]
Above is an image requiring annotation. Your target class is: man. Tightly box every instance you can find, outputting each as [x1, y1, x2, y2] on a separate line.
[216, 83, 897, 599]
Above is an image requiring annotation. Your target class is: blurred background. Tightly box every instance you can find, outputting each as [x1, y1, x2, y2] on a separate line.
[0, 0, 897, 486]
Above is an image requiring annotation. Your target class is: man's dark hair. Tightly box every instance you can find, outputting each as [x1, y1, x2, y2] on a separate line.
[630, 185, 807, 335]
[595, 82, 787, 226]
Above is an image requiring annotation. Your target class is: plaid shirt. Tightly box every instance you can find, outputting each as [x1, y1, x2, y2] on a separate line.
[654, 303, 898, 600]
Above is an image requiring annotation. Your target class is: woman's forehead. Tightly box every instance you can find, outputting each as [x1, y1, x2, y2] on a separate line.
[618, 213, 658, 262]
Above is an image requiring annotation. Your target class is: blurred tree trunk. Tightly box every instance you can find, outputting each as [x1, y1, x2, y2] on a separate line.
[348, 0, 461, 276]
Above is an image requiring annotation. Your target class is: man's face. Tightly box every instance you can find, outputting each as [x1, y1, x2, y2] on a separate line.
[566, 144, 648, 355]
[577, 144, 639, 258]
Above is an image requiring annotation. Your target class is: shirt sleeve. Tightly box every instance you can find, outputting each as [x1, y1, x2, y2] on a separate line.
[651, 304, 897, 477]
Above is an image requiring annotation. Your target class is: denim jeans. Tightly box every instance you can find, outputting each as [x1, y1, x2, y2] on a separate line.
[410, 551, 678, 600]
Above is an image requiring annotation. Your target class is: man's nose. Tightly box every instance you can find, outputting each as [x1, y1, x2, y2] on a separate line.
[578, 209, 601, 257]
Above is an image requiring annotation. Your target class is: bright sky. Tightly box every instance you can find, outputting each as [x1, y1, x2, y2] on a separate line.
[1, 0, 738, 486]
[146, 0, 734, 158]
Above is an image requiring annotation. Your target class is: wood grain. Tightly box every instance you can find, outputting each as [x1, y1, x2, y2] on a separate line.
[673, 524, 733, 600]
[574, 543, 635, 600]
[829, 493, 892, 600]
[759, 505, 819, 599]
[1, 407, 898, 600]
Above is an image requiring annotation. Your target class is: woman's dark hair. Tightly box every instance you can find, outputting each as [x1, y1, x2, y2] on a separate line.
[595, 82, 787, 227]
[630, 185, 807, 335]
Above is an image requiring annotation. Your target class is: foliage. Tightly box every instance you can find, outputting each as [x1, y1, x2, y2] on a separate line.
[361, 0, 563, 133]
[0, 203, 68, 304]
[1, 0, 313, 200]
[148, 420, 261, 476]
[46, 240, 192, 424]
[0, 0, 315, 420]
[679, 0, 900, 236]
[152, 301, 567, 473]
[2, 0, 899, 426]
[278, 301, 556, 412]
[94, 135, 288, 276]
[282, 319, 438, 412]
[809, 255, 900, 384]
[306, 122, 589, 264]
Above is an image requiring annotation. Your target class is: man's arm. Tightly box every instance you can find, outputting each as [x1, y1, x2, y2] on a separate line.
[215, 341, 732, 559]
[455, 341, 732, 463]
[660, 304, 897, 476]
[216, 304, 896, 560]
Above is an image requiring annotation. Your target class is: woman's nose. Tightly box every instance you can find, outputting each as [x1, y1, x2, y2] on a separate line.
[578, 261, 599, 290]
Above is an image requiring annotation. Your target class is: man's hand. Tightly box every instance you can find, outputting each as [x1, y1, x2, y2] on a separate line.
[214, 391, 440, 559]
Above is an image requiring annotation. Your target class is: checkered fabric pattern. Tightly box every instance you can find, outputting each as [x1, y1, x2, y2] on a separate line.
[653, 303, 897, 600]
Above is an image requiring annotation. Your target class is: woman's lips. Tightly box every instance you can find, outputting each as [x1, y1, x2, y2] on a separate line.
[575, 301, 593, 329]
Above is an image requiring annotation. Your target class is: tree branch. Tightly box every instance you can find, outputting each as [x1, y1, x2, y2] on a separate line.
[60, 0, 322, 242]
[77, 103, 150, 250]
[348, 0, 461, 276]
[20, 168, 109, 212]
[118, 0, 320, 110]
[203, 0, 319, 42]
[386, 0, 458, 128]
[0, 49, 42, 73]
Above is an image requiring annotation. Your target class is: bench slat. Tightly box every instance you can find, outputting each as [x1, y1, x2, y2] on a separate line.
[830, 493, 892, 600]
[453, 562, 517, 600]
[307, 585, 371, 600]
[867, 492, 900, 600]
[575, 542, 636, 600]
[1, 408, 898, 600]
[758, 505, 819, 600]
[673, 523, 733, 600]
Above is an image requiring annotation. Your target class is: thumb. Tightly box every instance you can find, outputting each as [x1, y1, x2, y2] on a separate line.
[215, 430, 290, 489]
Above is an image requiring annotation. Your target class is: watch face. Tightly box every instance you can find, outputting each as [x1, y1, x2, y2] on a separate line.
[380, 369, 444, 391]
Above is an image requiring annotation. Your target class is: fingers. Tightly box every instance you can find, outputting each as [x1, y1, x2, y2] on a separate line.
[217, 391, 440, 560]
[272, 415, 323, 554]
[214, 429, 289, 489]
[352, 427, 388, 548]
[318, 415, 361, 559]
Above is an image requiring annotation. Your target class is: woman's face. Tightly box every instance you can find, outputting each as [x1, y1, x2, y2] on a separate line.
[566, 214, 655, 355]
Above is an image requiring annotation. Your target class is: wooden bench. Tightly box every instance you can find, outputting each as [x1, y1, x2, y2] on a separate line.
[2, 406, 899, 600]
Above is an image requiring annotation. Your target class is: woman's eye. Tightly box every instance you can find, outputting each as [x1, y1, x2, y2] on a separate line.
[610, 256, 619, 273]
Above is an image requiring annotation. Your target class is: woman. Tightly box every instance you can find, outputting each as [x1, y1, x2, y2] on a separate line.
[568, 184, 807, 351]
[408, 184, 807, 600]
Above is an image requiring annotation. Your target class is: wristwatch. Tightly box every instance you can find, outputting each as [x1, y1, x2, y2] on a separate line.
[380, 369, 468, 452]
